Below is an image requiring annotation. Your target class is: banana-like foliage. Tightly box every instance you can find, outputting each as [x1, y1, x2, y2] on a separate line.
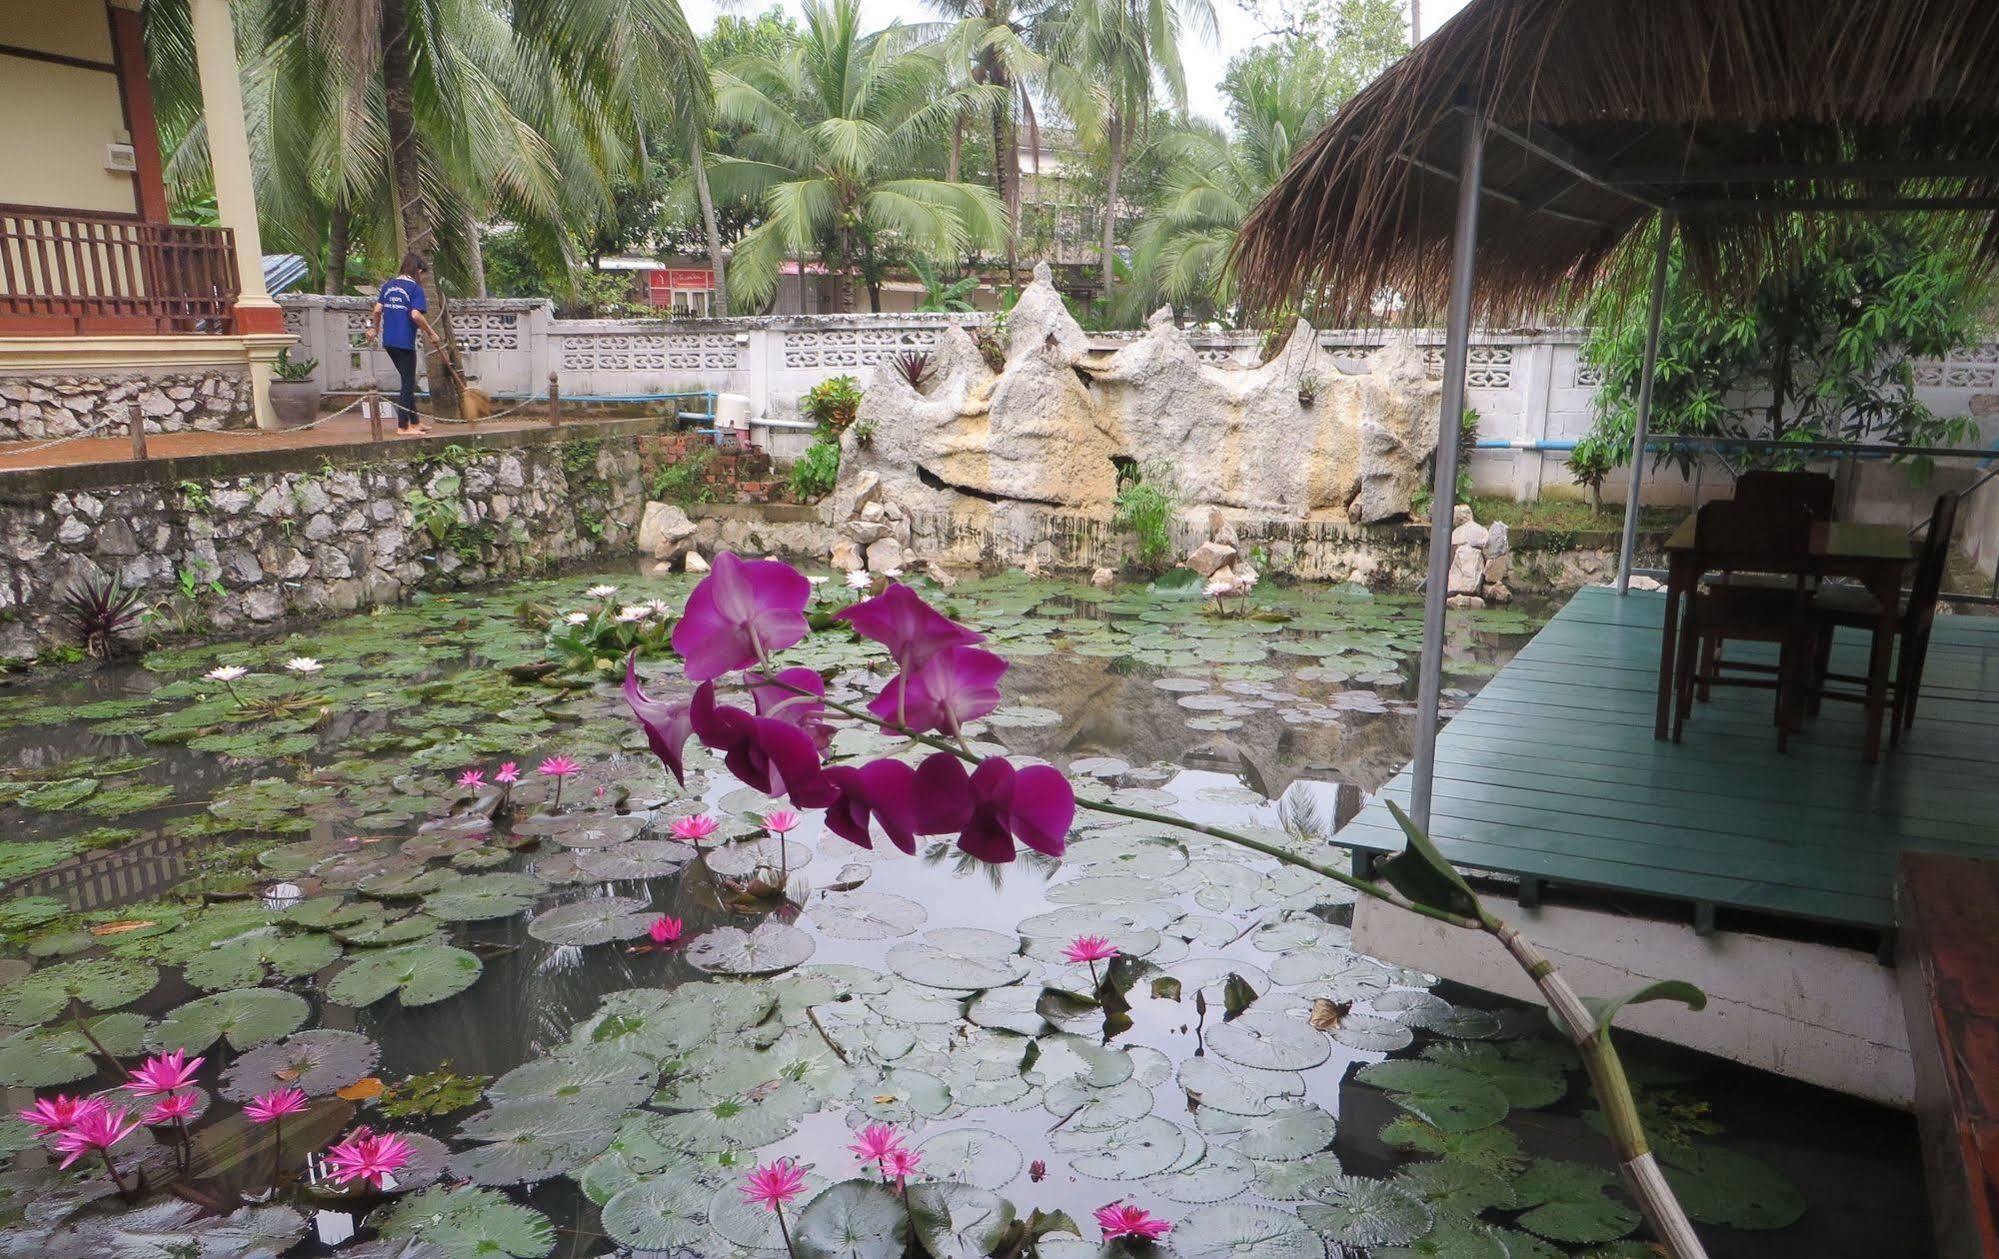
[707, 0, 1009, 312]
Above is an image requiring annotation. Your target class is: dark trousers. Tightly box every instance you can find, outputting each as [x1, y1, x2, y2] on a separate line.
[385, 344, 419, 428]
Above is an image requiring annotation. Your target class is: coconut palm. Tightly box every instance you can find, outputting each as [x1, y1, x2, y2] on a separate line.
[1124, 40, 1348, 321]
[706, 0, 1010, 313]
[1047, 0, 1213, 306]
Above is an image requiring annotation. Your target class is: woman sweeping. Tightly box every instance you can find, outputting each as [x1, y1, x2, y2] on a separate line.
[365, 253, 444, 435]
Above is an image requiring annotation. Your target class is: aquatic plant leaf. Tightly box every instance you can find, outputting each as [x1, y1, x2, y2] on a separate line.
[573, 841, 697, 880]
[707, 1170, 831, 1249]
[220, 1028, 380, 1100]
[885, 928, 1030, 990]
[600, 1175, 712, 1250]
[1051, 1114, 1187, 1180]
[912, 1128, 1023, 1192]
[526, 896, 657, 946]
[369, 1185, 556, 1258]
[1356, 1061, 1510, 1133]
[326, 943, 482, 1008]
[20, 777, 99, 811]
[1375, 801, 1478, 917]
[1207, 1010, 1330, 1071]
[1378, 1118, 1526, 1175]
[1393, 1158, 1520, 1216]
[1420, 1041, 1570, 1109]
[1177, 1055, 1305, 1117]
[704, 838, 812, 878]
[150, 988, 310, 1053]
[1660, 1146, 1806, 1230]
[1371, 990, 1502, 1039]
[1174, 1203, 1330, 1259]
[0, 956, 157, 1023]
[684, 922, 816, 975]
[1297, 1175, 1433, 1248]
[488, 1044, 655, 1107]
[0, 839, 80, 880]
[1371, 1213, 1509, 1259]
[1576, 980, 1707, 1036]
[809, 891, 927, 941]
[908, 1182, 1015, 1259]
[0, 1012, 148, 1086]
[183, 931, 341, 991]
[794, 1179, 907, 1259]
[421, 873, 544, 922]
[1510, 1159, 1641, 1244]
[1252, 1150, 1347, 1202]
[448, 1125, 618, 1185]
[1147, 1145, 1257, 1204]
[1226, 1103, 1339, 1161]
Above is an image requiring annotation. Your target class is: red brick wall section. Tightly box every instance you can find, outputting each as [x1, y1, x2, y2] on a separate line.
[637, 434, 783, 504]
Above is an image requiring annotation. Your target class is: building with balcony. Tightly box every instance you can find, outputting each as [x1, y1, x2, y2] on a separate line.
[0, 0, 290, 437]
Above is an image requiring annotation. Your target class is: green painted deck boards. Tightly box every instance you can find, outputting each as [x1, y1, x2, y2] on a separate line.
[1342, 586, 1999, 931]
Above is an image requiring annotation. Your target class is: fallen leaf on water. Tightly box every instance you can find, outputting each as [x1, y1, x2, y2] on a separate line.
[1308, 998, 1352, 1031]
[337, 1078, 385, 1101]
[90, 920, 156, 937]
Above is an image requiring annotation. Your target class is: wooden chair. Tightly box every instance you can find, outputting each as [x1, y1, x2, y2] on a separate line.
[1675, 498, 1817, 749]
[1808, 493, 1958, 744]
[1694, 469, 1835, 696]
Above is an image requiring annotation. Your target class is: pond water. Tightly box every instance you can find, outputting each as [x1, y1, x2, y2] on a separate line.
[0, 569, 1928, 1258]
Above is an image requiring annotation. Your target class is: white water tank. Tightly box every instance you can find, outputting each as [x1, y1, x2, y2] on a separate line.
[716, 393, 752, 426]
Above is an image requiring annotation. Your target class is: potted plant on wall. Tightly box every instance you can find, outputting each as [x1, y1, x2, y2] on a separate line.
[268, 348, 322, 428]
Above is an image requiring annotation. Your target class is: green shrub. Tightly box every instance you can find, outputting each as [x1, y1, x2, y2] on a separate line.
[788, 439, 841, 502]
[651, 447, 718, 507]
[801, 375, 862, 434]
[1113, 466, 1175, 572]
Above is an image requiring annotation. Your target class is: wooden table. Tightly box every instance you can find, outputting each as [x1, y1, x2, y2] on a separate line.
[1656, 519, 1914, 761]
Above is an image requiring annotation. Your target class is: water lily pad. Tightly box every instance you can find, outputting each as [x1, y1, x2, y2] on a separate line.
[1511, 1159, 1641, 1244]
[150, 989, 311, 1054]
[183, 931, 341, 991]
[369, 1184, 556, 1258]
[1393, 1158, 1519, 1215]
[1226, 1103, 1338, 1161]
[1147, 1145, 1257, 1204]
[0, 957, 157, 1023]
[1372, 1213, 1510, 1259]
[810, 891, 927, 941]
[1331, 1012, 1415, 1053]
[707, 1170, 831, 1249]
[1177, 1055, 1305, 1116]
[575, 841, 698, 880]
[1355, 1060, 1510, 1133]
[886, 928, 1030, 990]
[705, 837, 812, 878]
[220, 1029, 380, 1100]
[421, 872, 544, 921]
[1297, 1175, 1433, 1248]
[685, 922, 816, 975]
[526, 896, 657, 946]
[1372, 990, 1501, 1039]
[1207, 1010, 1332, 1072]
[1052, 1113, 1187, 1180]
[792, 1178, 908, 1259]
[326, 944, 483, 1008]
[0, 839, 80, 880]
[1174, 1203, 1328, 1259]
[1421, 1041, 1569, 1109]
[448, 1123, 619, 1185]
[913, 1128, 1022, 1192]
[0, 1012, 148, 1086]
[600, 1174, 712, 1251]
[909, 1182, 1015, 1259]
[1661, 1146, 1806, 1230]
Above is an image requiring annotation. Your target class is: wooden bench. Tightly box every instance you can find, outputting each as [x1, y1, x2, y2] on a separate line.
[1899, 851, 1999, 1259]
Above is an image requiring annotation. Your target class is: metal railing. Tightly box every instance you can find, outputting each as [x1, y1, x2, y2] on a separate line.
[0, 204, 239, 334]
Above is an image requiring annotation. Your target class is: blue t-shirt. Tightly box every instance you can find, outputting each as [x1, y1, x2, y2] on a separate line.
[376, 276, 427, 350]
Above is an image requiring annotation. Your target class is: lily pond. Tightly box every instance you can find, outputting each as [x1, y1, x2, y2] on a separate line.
[0, 570, 1925, 1258]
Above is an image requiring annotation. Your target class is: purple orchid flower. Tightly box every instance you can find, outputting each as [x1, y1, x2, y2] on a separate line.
[836, 583, 985, 671]
[821, 758, 921, 854]
[623, 656, 695, 785]
[747, 666, 836, 751]
[670, 552, 812, 681]
[690, 683, 835, 808]
[906, 752, 1074, 862]
[868, 645, 1009, 735]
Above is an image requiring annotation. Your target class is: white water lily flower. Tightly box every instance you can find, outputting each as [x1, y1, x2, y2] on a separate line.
[879, 568, 903, 579]
[285, 657, 323, 674]
[645, 598, 674, 616]
[844, 570, 872, 590]
[205, 665, 249, 683]
[615, 606, 648, 623]
[805, 575, 829, 587]
[564, 611, 591, 625]
[585, 584, 619, 599]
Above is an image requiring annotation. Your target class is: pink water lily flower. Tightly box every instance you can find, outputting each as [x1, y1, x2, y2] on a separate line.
[322, 1128, 415, 1189]
[19, 1094, 93, 1136]
[537, 756, 580, 778]
[762, 809, 803, 835]
[457, 769, 487, 789]
[672, 552, 812, 681]
[740, 1157, 808, 1211]
[881, 1146, 922, 1187]
[52, 1102, 139, 1169]
[906, 752, 1074, 863]
[494, 762, 521, 784]
[1096, 1202, 1172, 1242]
[244, 1087, 309, 1123]
[846, 1122, 905, 1164]
[123, 1049, 204, 1096]
[836, 582, 984, 672]
[623, 656, 697, 785]
[1064, 935, 1120, 964]
[868, 645, 1008, 735]
[649, 915, 683, 945]
[143, 1092, 200, 1126]
[669, 814, 719, 841]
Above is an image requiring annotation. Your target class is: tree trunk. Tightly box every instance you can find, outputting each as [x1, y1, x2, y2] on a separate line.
[1101, 119, 1125, 306]
[381, 0, 458, 413]
[947, 115, 963, 184]
[324, 199, 350, 295]
[691, 141, 730, 318]
[990, 65, 1019, 287]
[837, 227, 856, 314]
[463, 208, 487, 298]
[1411, 0, 1421, 41]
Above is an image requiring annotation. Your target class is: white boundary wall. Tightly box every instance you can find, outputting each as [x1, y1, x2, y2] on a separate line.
[279, 297, 1999, 576]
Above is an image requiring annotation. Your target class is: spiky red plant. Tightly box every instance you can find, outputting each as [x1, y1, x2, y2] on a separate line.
[59, 574, 146, 659]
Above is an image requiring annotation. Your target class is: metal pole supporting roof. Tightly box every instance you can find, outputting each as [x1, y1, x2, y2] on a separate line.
[1410, 108, 1487, 833]
[1617, 212, 1676, 593]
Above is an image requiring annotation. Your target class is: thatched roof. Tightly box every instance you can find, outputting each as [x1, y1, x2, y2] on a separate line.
[1233, 0, 1999, 324]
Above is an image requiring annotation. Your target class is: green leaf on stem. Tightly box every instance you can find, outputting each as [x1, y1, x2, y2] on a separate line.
[1574, 980, 1707, 1037]
[1377, 802, 1478, 918]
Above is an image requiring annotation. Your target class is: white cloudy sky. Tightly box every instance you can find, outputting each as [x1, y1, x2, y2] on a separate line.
[680, 0, 1477, 125]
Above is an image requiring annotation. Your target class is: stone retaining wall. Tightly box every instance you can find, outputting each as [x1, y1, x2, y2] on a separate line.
[0, 434, 646, 661]
[0, 369, 253, 442]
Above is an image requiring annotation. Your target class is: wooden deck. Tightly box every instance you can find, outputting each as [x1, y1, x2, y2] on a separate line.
[1341, 585, 1999, 934]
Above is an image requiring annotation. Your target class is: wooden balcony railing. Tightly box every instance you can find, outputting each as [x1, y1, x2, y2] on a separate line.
[0, 205, 240, 335]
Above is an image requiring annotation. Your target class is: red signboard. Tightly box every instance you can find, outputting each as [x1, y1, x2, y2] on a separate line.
[646, 268, 715, 308]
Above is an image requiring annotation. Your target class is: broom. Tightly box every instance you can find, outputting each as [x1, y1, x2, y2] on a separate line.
[429, 281, 492, 421]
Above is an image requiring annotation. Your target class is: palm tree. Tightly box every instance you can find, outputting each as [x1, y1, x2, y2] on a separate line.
[705, 0, 1010, 313]
[1052, 0, 1215, 307]
[1124, 41, 1346, 321]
